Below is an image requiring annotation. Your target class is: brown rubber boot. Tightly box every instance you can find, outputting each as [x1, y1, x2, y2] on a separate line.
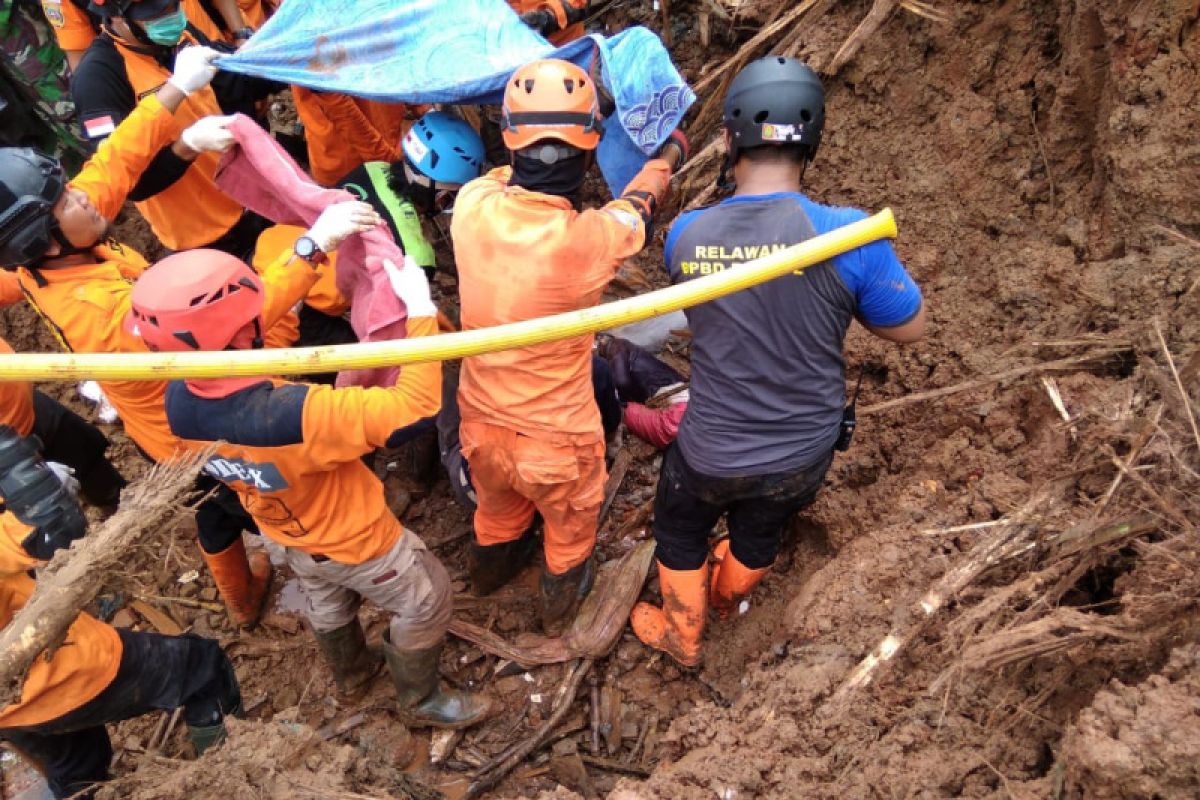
[313, 619, 385, 698]
[630, 561, 709, 668]
[468, 521, 539, 596]
[539, 555, 596, 635]
[382, 632, 492, 729]
[200, 538, 272, 627]
[709, 539, 770, 620]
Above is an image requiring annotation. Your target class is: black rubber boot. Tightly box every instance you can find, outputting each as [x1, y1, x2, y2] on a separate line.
[540, 555, 596, 635]
[186, 697, 241, 756]
[468, 521, 540, 596]
[313, 620, 384, 698]
[382, 633, 492, 730]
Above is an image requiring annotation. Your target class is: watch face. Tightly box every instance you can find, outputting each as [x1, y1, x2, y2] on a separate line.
[296, 237, 316, 258]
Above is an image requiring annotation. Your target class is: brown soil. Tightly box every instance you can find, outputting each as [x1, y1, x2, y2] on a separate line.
[3, 1, 1200, 798]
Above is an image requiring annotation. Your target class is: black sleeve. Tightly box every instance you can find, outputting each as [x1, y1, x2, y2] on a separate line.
[209, 69, 284, 117]
[70, 36, 191, 199]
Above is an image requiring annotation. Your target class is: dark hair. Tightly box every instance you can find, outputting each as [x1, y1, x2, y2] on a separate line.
[737, 143, 809, 166]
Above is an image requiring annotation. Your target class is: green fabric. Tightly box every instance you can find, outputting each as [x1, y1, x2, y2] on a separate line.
[363, 161, 436, 270]
[0, 0, 85, 170]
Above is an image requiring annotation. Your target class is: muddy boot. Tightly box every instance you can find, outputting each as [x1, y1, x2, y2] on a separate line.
[382, 633, 492, 729]
[313, 619, 385, 698]
[539, 555, 596, 635]
[630, 561, 709, 668]
[187, 695, 242, 756]
[709, 539, 771, 620]
[200, 538, 272, 628]
[468, 522, 540, 596]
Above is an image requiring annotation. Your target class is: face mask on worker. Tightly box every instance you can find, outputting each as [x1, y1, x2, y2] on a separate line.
[142, 7, 188, 46]
[510, 148, 589, 210]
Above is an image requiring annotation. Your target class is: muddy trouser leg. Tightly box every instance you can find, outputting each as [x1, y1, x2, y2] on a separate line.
[436, 370, 477, 511]
[30, 390, 126, 508]
[514, 437, 607, 576]
[1, 629, 239, 799]
[590, 355, 623, 440]
[724, 451, 834, 569]
[650, 443, 730, 571]
[278, 530, 453, 651]
[194, 476, 255, 554]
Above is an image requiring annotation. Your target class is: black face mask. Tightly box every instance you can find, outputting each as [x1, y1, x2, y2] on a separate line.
[509, 151, 589, 210]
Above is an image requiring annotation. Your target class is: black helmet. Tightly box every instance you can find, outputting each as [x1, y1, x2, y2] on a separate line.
[87, 0, 176, 20]
[723, 55, 825, 164]
[0, 148, 66, 270]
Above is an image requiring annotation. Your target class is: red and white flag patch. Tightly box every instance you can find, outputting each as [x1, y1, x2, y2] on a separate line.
[83, 115, 115, 139]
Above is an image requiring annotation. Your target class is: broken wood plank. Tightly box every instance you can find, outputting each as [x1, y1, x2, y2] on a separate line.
[129, 600, 184, 636]
[600, 450, 632, 525]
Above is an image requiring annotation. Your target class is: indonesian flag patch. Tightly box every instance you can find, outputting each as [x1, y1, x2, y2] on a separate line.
[83, 115, 115, 139]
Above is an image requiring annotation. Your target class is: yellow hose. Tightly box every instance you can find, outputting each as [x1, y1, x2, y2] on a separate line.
[0, 209, 896, 382]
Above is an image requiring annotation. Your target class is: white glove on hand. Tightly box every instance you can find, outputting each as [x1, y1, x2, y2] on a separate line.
[46, 462, 80, 499]
[382, 256, 437, 318]
[167, 46, 221, 96]
[181, 115, 237, 154]
[306, 200, 382, 253]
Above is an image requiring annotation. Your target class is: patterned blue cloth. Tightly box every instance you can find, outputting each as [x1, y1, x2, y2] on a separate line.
[216, 0, 694, 192]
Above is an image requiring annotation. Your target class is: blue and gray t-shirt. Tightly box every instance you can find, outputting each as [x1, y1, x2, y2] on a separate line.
[664, 192, 921, 477]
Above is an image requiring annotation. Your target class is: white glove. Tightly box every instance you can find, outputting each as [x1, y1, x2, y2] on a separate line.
[167, 46, 221, 96]
[181, 115, 237, 154]
[305, 200, 382, 253]
[78, 380, 119, 423]
[46, 462, 80, 499]
[382, 256, 437, 318]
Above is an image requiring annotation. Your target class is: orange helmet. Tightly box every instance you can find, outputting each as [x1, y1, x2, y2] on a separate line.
[501, 59, 602, 151]
[127, 249, 265, 353]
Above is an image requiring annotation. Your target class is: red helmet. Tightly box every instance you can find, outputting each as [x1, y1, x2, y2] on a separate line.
[128, 249, 265, 353]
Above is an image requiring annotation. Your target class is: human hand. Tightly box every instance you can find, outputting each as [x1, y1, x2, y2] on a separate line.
[181, 115, 237, 154]
[381, 256, 437, 318]
[46, 462, 80, 498]
[167, 46, 221, 95]
[306, 201, 383, 252]
[656, 128, 688, 172]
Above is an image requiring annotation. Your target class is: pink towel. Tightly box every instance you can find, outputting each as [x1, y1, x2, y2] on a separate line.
[214, 115, 407, 388]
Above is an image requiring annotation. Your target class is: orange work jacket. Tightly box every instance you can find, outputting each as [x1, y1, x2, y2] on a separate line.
[16, 95, 317, 461]
[40, 0, 96, 52]
[0, 518, 122, 728]
[452, 161, 670, 443]
[291, 89, 427, 186]
[0, 339, 35, 437]
[167, 317, 441, 564]
[105, 20, 245, 250]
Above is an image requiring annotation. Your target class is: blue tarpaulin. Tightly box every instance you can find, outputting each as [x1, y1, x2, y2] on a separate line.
[215, 0, 694, 192]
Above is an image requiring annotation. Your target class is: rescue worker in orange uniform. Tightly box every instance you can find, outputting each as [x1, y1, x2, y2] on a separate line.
[451, 59, 686, 632]
[129, 250, 492, 730]
[509, 0, 589, 45]
[0, 337, 125, 510]
[0, 510, 240, 799]
[40, 0, 265, 71]
[0, 48, 381, 628]
[69, 0, 280, 255]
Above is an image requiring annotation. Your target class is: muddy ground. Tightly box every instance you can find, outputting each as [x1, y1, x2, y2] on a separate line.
[3, 0, 1200, 798]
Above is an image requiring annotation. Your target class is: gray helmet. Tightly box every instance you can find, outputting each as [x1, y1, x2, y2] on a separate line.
[0, 148, 66, 270]
[723, 55, 825, 164]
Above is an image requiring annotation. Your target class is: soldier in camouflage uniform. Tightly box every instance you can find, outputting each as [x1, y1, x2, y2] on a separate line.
[0, 0, 86, 170]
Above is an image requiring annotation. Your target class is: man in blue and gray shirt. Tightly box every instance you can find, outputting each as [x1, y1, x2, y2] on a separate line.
[631, 55, 927, 667]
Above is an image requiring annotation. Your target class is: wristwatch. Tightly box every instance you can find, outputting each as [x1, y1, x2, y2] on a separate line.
[294, 236, 327, 265]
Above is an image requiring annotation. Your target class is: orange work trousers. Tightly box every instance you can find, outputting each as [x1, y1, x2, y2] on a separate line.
[459, 420, 605, 575]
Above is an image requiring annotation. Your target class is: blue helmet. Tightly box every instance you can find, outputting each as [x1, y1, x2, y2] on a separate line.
[401, 111, 486, 190]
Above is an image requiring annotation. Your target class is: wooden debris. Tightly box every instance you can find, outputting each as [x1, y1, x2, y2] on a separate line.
[465, 658, 594, 799]
[599, 682, 623, 755]
[134, 592, 225, 614]
[829, 491, 1056, 704]
[0, 448, 212, 709]
[600, 450, 632, 525]
[431, 729, 465, 765]
[449, 541, 654, 667]
[130, 600, 184, 635]
[315, 711, 368, 741]
[1154, 321, 1200, 454]
[549, 753, 596, 799]
[959, 608, 1140, 671]
[860, 349, 1127, 418]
